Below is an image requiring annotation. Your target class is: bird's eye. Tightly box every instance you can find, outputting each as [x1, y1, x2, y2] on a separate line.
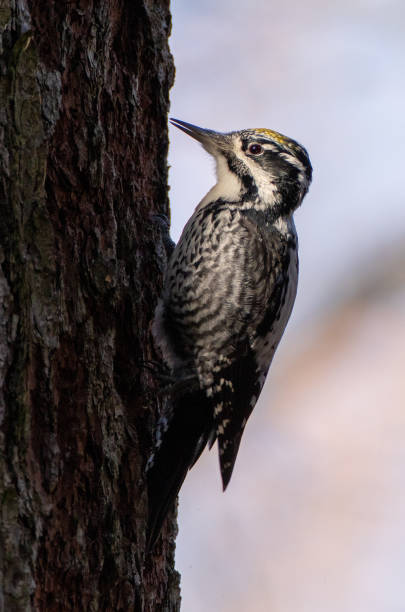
[248, 143, 263, 155]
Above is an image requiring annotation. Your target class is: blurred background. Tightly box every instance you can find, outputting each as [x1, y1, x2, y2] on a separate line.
[167, 1, 405, 610]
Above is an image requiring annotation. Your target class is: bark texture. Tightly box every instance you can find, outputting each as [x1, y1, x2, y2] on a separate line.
[0, 0, 178, 609]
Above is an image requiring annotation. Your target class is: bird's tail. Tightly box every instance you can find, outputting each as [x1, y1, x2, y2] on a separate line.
[146, 388, 212, 552]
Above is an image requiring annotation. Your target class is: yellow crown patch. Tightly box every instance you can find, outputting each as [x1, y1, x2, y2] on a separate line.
[254, 128, 290, 147]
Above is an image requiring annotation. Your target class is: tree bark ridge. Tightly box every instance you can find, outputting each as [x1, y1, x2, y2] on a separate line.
[0, 1, 178, 609]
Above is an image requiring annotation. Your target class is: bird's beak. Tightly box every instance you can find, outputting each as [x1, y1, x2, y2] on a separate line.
[170, 118, 229, 155]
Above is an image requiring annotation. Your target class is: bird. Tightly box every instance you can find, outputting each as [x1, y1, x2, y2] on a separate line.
[146, 118, 312, 550]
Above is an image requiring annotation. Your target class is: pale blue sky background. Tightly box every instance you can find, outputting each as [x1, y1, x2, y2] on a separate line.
[166, 1, 405, 610]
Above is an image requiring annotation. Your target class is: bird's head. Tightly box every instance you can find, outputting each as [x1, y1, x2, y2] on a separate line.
[170, 118, 312, 214]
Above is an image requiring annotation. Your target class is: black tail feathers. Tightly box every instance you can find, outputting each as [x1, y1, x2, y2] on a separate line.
[146, 389, 213, 552]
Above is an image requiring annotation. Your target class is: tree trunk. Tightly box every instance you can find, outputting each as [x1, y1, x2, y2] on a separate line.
[0, 0, 179, 610]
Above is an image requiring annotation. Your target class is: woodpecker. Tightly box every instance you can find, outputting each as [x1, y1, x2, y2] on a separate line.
[147, 118, 312, 549]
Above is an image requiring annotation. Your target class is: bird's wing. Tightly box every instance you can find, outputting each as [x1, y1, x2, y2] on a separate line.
[165, 203, 291, 488]
[147, 205, 293, 548]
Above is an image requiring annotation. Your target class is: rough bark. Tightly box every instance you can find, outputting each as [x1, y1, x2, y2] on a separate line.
[0, 0, 179, 610]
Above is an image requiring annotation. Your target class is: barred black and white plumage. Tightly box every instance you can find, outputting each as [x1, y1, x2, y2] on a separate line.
[147, 118, 312, 550]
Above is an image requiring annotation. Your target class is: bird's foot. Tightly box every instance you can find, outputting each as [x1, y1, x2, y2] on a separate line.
[150, 213, 176, 259]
